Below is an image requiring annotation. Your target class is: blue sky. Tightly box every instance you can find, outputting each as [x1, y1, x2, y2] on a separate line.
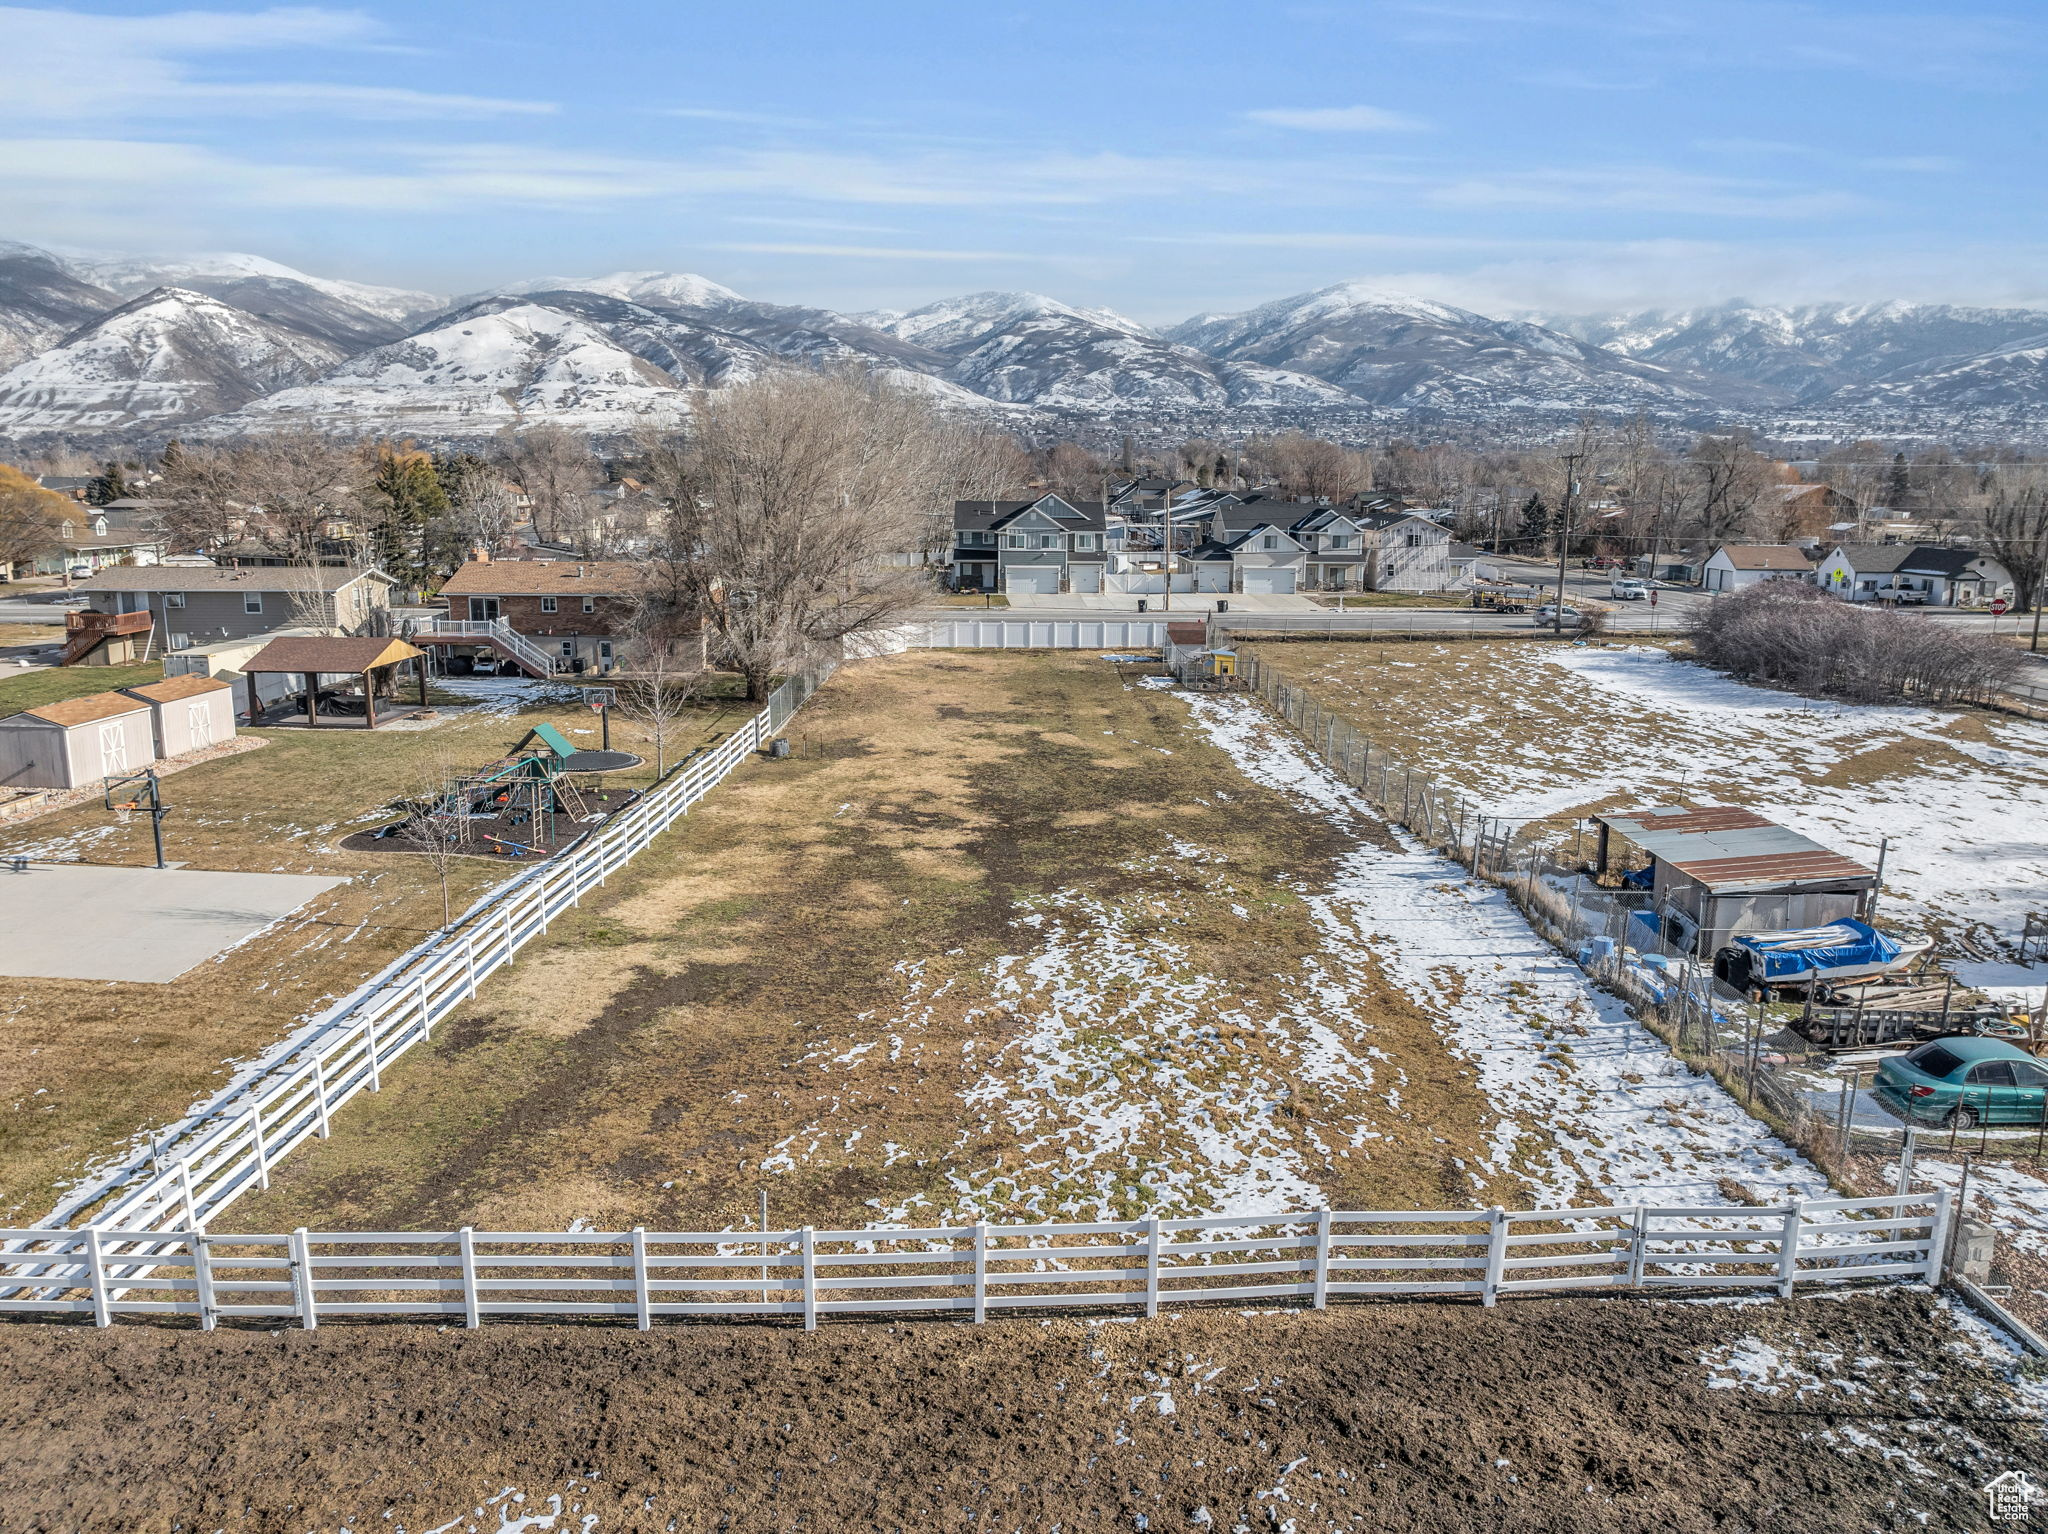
[3, 0, 2044, 321]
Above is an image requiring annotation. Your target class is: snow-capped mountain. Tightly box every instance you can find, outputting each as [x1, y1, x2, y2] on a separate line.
[0, 242, 121, 369]
[1823, 329, 2048, 410]
[193, 302, 695, 436]
[877, 290, 1359, 411]
[1169, 283, 1720, 411]
[486, 269, 747, 313]
[68, 249, 444, 329]
[1540, 301, 2048, 405]
[0, 287, 347, 436]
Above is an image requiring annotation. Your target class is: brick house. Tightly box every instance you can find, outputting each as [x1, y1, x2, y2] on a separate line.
[436, 557, 642, 673]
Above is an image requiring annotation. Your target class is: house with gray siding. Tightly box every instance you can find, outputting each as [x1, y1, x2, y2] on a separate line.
[951, 496, 1109, 595]
[71, 566, 395, 656]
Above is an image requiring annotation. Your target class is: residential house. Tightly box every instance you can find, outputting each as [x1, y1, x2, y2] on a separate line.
[1179, 496, 1455, 594]
[66, 565, 395, 664]
[951, 496, 1109, 595]
[1759, 483, 1858, 542]
[1814, 544, 2013, 607]
[33, 505, 167, 577]
[1702, 545, 1815, 594]
[435, 556, 642, 672]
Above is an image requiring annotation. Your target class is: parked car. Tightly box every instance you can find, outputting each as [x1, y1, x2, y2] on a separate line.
[1532, 604, 1583, 626]
[66, 564, 92, 580]
[1874, 1037, 2048, 1128]
[1610, 578, 1648, 601]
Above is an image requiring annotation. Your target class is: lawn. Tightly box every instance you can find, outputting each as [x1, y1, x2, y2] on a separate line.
[0, 659, 163, 718]
[1248, 637, 2048, 956]
[234, 650, 1818, 1241]
[0, 682, 735, 1221]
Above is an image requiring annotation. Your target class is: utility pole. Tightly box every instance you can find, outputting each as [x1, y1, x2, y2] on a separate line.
[1161, 490, 1173, 613]
[1554, 451, 1581, 634]
[2033, 572, 2044, 653]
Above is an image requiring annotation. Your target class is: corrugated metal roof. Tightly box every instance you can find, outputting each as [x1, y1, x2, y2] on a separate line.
[1595, 805, 1877, 894]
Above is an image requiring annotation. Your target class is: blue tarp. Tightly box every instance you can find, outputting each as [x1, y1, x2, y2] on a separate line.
[1730, 918, 1901, 982]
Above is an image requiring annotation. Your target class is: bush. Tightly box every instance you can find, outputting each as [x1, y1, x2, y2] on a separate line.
[1686, 580, 2022, 705]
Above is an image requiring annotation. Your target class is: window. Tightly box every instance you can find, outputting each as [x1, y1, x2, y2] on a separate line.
[163, 591, 186, 609]
[540, 595, 557, 613]
[1326, 534, 1350, 550]
[559, 640, 575, 657]
[1260, 535, 1279, 551]
[1969, 1061, 2019, 1087]
[1007, 533, 1027, 549]
[1038, 533, 1061, 550]
[582, 596, 596, 613]
[2016, 1062, 2048, 1089]
[1908, 1044, 1964, 1079]
[1405, 533, 1422, 548]
[598, 640, 613, 661]
[1074, 533, 1098, 551]
[243, 592, 263, 614]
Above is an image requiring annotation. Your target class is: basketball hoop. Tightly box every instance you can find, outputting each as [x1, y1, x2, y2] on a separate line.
[112, 802, 133, 826]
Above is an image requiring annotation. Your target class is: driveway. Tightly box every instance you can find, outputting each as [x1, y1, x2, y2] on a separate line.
[1002, 592, 1320, 614]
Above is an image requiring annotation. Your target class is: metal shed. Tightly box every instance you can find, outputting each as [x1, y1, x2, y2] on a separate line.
[118, 674, 238, 760]
[1592, 804, 1878, 957]
[0, 692, 158, 790]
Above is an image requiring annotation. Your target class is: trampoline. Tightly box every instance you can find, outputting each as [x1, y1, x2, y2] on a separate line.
[559, 749, 643, 773]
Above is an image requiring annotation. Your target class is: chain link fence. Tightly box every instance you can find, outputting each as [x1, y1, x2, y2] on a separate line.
[1235, 645, 2048, 1335]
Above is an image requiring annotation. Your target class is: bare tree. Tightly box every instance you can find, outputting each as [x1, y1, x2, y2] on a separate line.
[396, 755, 468, 926]
[157, 429, 361, 559]
[1688, 432, 1777, 546]
[0, 464, 75, 577]
[1250, 432, 1373, 501]
[498, 424, 601, 547]
[614, 639, 702, 777]
[636, 369, 959, 700]
[1981, 472, 2048, 613]
[1037, 440, 1107, 502]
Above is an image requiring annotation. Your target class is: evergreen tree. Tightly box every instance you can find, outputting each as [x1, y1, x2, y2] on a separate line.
[159, 439, 186, 473]
[1518, 493, 1551, 550]
[366, 442, 450, 586]
[1885, 452, 1911, 509]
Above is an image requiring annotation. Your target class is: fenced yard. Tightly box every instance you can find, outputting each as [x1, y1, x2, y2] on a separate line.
[0, 1193, 1946, 1330]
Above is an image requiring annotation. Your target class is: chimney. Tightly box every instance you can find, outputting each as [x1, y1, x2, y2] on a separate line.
[472, 544, 490, 564]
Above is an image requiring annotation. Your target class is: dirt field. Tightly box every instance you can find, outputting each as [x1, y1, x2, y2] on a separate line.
[230, 650, 1525, 1236]
[0, 1288, 2036, 1533]
[0, 685, 729, 1223]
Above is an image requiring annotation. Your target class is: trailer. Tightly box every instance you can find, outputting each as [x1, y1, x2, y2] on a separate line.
[1469, 582, 1542, 613]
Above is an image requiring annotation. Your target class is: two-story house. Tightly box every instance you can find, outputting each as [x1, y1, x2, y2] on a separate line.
[951, 496, 1109, 595]
[66, 565, 395, 665]
[435, 557, 641, 672]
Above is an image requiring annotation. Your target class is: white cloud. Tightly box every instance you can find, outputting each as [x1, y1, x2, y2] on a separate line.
[1427, 166, 1868, 218]
[0, 5, 554, 120]
[1242, 105, 1427, 131]
[708, 243, 1038, 261]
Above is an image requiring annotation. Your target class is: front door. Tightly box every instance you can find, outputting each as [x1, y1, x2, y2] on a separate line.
[467, 597, 500, 622]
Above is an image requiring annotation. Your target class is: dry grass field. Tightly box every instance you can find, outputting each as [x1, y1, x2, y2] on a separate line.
[233, 650, 1523, 1236]
[0, 686, 732, 1222]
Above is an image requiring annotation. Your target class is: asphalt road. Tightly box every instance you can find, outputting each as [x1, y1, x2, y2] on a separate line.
[0, 589, 85, 624]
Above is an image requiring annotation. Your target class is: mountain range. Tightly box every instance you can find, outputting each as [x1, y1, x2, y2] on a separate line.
[1, 240, 2045, 444]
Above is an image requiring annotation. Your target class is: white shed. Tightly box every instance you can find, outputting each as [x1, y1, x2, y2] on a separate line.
[119, 674, 237, 759]
[0, 691, 157, 790]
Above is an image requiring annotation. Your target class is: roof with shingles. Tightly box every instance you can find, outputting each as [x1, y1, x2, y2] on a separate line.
[11, 692, 151, 728]
[242, 636, 422, 674]
[120, 675, 234, 704]
[76, 565, 388, 593]
[1711, 544, 1815, 571]
[439, 560, 642, 597]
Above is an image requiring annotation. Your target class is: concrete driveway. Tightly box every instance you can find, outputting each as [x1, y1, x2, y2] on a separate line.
[1002, 592, 1320, 614]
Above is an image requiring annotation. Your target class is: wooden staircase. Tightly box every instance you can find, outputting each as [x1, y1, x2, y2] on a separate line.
[58, 609, 152, 666]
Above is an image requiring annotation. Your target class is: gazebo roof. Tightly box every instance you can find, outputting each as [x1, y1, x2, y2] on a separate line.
[242, 636, 423, 675]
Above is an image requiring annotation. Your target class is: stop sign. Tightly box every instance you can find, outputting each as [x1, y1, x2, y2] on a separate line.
[1993, 598, 2010, 616]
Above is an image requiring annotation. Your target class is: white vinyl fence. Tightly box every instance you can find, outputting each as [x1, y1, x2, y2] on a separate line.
[14, 667, 834, 1252]
[920, 620, 1169, 649]
[0, 1193, 1948, 1330]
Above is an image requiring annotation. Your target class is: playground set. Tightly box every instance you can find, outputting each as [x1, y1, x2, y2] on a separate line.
[341, 720, 643, 861]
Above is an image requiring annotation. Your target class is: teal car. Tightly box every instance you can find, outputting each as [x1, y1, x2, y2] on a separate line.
[1875, 1037, 2048, 1129]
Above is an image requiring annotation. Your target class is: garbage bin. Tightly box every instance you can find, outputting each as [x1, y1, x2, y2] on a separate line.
[1136, 598, 1148, 613]
[1216, 599, 1228, 613]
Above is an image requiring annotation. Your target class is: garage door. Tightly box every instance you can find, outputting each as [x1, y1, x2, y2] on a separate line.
[1067, 564, 1101, 594]
[1005, 566, 1060, 595]
[1242, 568, 1297, 595]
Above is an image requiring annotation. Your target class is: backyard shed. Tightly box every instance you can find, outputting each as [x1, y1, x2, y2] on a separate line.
[0, 691, 157, 790]
[1592, 804, 1879, 957]
[118, 674, 238, 760]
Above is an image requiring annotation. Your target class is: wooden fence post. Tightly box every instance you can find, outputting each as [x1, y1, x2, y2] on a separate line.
[249, 1104, 270, 1192]
[801, 1226, 818, 1331]
[632, 1226, 651, 1331]
[1313, 1211, 1332, 1310]
[310, 1055, 332, 1138]
[1482, 1207, 1507, 1307]
[973, 1223, 988, 1323]
[85, 1225, 111, 1327]
[1144, 1217, 1162, 1318]
[290, 1227, 317, 1330]
[458, 1227, 481, 1327]
[190, 1227, 217, 1331]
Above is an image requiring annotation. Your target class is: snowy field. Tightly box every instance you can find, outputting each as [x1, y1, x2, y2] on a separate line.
[758, 681, 1828, 1221]
[1264, 639, 2048, 961]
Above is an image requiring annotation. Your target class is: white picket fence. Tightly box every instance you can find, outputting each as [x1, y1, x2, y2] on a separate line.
[0, 1193, 1948, 1330]
[14, 667, 833, 1252]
